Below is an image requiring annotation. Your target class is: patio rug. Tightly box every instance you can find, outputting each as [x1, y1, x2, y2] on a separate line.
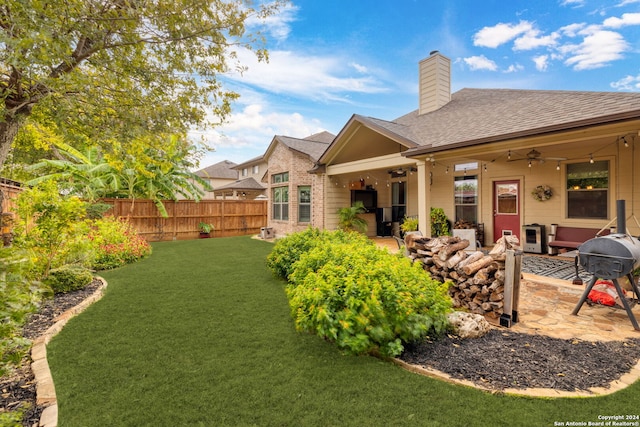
[521, 255, 593, 282]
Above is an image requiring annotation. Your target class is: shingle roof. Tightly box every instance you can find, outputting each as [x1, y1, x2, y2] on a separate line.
[195, 160, 238, 179]
[213, 177, 266, 191]
[395, 88, 640, 156]
[275, 131, 335, 161]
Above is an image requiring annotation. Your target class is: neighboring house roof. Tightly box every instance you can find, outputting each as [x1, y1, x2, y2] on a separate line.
[213, 177, 266, 192]
[396, 88, 640, 157]
[233, 155, 265, 169]
[264, 131, 336, 162]
[195, 160, 238, 179]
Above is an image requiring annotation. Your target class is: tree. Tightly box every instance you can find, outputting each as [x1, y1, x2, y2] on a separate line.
[0, 0, 287, 170]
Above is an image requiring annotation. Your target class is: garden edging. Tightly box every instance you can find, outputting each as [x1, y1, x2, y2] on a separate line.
[30, 277, 108, 427]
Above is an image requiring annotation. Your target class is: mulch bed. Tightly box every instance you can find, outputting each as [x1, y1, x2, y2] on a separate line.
[0, 279, 102, 426]
[400, 330, 640, 392]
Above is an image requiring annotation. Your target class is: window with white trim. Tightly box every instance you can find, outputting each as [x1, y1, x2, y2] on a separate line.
[298, 186, 311, 222]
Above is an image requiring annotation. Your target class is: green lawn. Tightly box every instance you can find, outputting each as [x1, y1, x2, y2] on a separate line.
[48, 236, 640, 426]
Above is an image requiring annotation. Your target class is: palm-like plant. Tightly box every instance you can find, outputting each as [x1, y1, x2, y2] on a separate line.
[337, 201, 368, 233]
[26, 135, 212, 218]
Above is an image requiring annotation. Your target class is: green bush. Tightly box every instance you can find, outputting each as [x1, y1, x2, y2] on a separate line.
[88, 216, 152, 270]
[12, 181, 93, 280]
[266, 228, 372, 280]
[285, 240, 452, 357]
[44, 265, 94, 294]
[0, 247, 44, 376]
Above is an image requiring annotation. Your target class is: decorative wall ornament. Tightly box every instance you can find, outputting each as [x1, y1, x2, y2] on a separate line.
[532, 185, 553, 201]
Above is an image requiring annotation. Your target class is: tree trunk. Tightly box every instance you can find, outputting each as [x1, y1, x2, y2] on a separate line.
[0, 114, 25, 170]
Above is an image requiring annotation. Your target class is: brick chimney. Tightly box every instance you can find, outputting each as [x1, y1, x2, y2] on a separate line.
[418, 51, 451, 115]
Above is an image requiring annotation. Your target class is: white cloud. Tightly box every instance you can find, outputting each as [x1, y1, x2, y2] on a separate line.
[563, 30, 629, 70]
[603, 13, 640, 28]
[473, 21, 534, 48]
[225, 48, 388, 103]
[349, 62, 369, 73]
[246, 2, 299, 42]
[533, 55, 550, 71]
[560, 0, 585, 7]
[463, 55, 498, 71]
[559, 23, 587, 37]
[610, 74, 640, 90]
[514, 30, 560, 50]
[616, 0, 640, 6]
[504, 63, 524, 73]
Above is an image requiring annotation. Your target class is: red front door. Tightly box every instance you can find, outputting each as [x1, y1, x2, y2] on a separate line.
[493, 180, 520, 243]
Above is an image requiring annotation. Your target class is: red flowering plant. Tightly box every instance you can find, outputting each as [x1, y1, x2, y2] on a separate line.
[88, 217, 151, 270]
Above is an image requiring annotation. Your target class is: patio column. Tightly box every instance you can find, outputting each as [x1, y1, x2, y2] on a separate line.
[416, 160, 429, 236]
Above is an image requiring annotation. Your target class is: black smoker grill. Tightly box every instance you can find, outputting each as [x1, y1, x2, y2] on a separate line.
[572, 233, 640, 330]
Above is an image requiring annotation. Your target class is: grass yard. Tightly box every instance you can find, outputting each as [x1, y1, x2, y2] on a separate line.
[47, 236, 640, 426]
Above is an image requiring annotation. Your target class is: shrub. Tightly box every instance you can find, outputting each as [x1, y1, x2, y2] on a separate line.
[89, 217, 151, 270]
[0, 247, 44, 376]
[286, 240, 452, 357]
[44, 265, 94, 294]
[266, 228, 372, 280]
[12, 181, 92, 280]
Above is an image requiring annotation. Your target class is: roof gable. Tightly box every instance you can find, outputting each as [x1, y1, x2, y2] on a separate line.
[264, 132, 335, 162]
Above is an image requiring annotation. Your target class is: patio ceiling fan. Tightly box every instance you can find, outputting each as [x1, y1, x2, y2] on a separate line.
[507, 148, 566, 165]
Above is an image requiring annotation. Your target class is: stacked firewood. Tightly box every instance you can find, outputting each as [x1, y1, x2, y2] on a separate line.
[404, 233, 520, 318]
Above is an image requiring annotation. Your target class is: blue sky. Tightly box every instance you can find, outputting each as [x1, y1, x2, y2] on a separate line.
[192, 0, 640, 169]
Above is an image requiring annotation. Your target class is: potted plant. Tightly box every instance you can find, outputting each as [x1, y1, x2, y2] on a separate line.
[400, 215, 419, 236]
[198, 221, 214, 238]
[430, 207, 450, 237]
[337, 201, 368, 233]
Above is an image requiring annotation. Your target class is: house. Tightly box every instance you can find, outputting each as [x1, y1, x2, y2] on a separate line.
[194, 160, 239, 199]
[316, 51, 640, 248]
[211, 155, 269, 200]
[263, 131, 335, 236]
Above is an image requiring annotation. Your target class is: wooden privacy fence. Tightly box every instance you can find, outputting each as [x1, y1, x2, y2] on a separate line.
[0, 179, 22, 214]
[101, 198, 268, 241]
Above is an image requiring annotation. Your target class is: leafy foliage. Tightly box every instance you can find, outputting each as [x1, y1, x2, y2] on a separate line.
[269, 229, 452, 357]
[337, 201, 368, 233]
[88, 217, 152, 271]
[0, 247, 44, 376]
[12, 181, 94, 280]
[25, 136, 212, 217]
[0, 0, 288, 169]
[44, 265, 94, 294]
[266, 227, 373, 281]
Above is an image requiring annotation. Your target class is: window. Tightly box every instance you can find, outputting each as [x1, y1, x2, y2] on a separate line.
[566, 160, 609, 219]
[272, 187, 289, 220]
[252, 165, 259, 174]
[272, 172, 289, 183]
[272, 172, 289, 221]
[242, 168, 248, 177]
[391, 182, 406, 221]
[298, 186, 311, 222]
[454, 175, 478, 223]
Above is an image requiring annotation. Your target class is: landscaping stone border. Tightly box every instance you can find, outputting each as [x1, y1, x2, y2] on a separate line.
[30, 277, 108, 427]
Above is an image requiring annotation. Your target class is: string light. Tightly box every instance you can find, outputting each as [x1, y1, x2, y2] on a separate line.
[483, 163, 487, 172]
[528, 160, 532, 168]
[507, 150, 511, 160]
[589, 154, 594, 164]
[556, 161, 560, 171]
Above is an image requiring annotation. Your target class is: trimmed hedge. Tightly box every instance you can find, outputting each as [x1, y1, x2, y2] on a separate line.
[45, 265, 94, 294]
[270, 230, 452, 357]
